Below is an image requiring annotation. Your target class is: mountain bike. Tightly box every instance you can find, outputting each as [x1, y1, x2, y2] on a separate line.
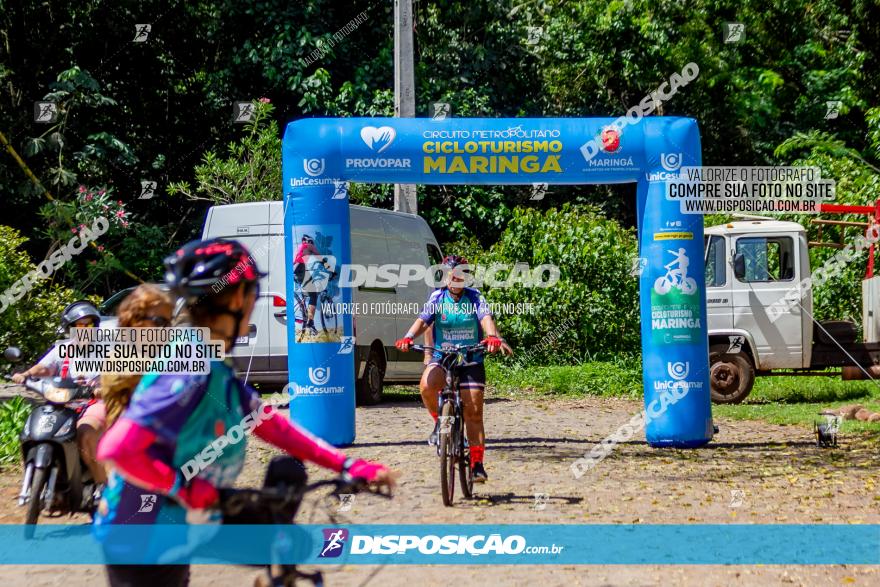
[409, 343, 484, 506]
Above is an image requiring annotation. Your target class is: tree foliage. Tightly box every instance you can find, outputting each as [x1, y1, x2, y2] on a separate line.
[0, 0, 879, 348]
[447, 205, 641, 364]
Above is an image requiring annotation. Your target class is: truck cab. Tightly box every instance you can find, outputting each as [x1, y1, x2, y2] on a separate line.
[704, 220, 813, 401]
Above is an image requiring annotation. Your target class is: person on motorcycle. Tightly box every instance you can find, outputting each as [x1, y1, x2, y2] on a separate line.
[12, 300, 107, 484]
[95, 238, 396, 587]
[394, 255, 511, 484]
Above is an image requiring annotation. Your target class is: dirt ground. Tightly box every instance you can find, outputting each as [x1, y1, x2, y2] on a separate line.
[1, 384, 878, 586]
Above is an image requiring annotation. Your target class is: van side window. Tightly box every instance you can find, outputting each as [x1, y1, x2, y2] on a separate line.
[426, 244, 443, 266]
[427, 244, 444, 284]
[735, 236, 795, 282]
[704, 235, 726, 287]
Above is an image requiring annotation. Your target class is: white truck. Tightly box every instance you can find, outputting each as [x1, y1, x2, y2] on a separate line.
[705, 216, 880, 403]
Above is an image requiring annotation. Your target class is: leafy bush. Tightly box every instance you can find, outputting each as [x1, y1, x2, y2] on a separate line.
[0, 225, 79, 363]
[0, 397, 29, 467]
[446, 205, 640, 365]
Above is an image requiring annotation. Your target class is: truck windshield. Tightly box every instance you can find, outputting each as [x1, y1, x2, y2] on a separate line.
[735, 236, 795, 282]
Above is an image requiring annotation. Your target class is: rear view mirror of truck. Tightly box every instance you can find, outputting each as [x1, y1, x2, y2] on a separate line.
[733, 253, 746, 280]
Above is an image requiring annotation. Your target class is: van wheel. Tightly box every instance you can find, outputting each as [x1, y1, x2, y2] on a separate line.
[709, 344, 755, 404]
[357, 350, 384, 405]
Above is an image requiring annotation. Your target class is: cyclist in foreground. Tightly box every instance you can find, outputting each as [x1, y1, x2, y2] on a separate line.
[395, 255, 511, 483]
[95, 238, 396, 587]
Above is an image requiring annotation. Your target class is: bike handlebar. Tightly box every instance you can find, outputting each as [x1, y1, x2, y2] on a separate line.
[410, 343, 486, 355]
[11, 376, 95, 403]
[216, 474, 391, 517]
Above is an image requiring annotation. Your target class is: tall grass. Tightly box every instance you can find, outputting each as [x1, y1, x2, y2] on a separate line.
[486, 355, 643, 398]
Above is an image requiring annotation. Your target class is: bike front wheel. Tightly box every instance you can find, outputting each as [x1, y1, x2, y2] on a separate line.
[293, 294, 308, 342]
[458, 434, 474, 499]
[681, 277, 697, 294]
[318, 294, 338, 336]
[439, 401, 455, 507]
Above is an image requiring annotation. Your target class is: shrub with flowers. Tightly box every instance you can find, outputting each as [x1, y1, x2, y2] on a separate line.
[38, 185, 135, 288]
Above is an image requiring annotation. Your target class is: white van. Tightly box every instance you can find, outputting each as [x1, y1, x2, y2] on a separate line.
[201, 201, 443, 403]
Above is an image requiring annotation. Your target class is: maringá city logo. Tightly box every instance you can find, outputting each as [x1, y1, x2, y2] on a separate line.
[600, 128, 621, 153]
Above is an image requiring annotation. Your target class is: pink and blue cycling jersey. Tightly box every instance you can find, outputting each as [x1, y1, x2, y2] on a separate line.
[94, 360, 255, 530]
[419, 287, 492, 362]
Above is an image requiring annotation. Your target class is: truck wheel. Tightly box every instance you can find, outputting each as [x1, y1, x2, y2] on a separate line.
[709, 344, 755, 404]
[356, 349, 384, 405]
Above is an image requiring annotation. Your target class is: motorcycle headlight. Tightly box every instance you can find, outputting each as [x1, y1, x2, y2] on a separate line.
[44, 386, 75, 404]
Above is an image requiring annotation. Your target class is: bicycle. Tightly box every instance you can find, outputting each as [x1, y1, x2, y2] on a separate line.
[409, 343, 484, 506]
[292, 258, 339, 342]
[653, 249, 697, 295]
[217, 456, 392, 586]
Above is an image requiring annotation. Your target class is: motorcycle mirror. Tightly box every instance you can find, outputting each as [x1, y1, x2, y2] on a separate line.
[3, 347, 22, 363]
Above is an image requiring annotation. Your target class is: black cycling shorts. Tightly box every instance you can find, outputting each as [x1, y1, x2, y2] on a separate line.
[428, 361, 486, 390]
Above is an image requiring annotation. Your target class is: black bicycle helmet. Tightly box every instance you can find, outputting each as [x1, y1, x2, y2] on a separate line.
[164, 238, 265, 299]
[60, 300, 100, 332]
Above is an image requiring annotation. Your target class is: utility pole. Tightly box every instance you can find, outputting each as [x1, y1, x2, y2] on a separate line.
[393, 0, 417, 214]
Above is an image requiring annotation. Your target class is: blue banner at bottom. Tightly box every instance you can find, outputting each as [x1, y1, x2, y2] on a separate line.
[0, 525, 878, 565]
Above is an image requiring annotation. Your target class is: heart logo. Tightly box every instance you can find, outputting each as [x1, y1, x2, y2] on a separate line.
[360, 126, 396, 153]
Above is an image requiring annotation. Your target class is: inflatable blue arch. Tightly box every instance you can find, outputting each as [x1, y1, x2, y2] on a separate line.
[281, 117, 714, 448]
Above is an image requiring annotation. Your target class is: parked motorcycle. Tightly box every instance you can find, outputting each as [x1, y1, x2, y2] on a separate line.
[3, 347, 101, 530]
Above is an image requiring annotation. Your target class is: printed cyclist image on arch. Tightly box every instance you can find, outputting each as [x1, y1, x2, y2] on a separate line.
[291, 224, 342, 343]
[653, 247, 698, 294]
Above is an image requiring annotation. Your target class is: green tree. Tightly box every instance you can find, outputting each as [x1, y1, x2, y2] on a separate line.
[447, 205, 640, 364]
[0, 225, 80, 362]
[774, 107, 880, 324]
[167, 100, 281, 205]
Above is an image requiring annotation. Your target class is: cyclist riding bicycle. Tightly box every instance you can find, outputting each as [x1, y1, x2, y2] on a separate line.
[293, 234, 323, 335]
[395, 255, 511, 484]
[95, 238, 395, 587]
[12, 300, 106, 484]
